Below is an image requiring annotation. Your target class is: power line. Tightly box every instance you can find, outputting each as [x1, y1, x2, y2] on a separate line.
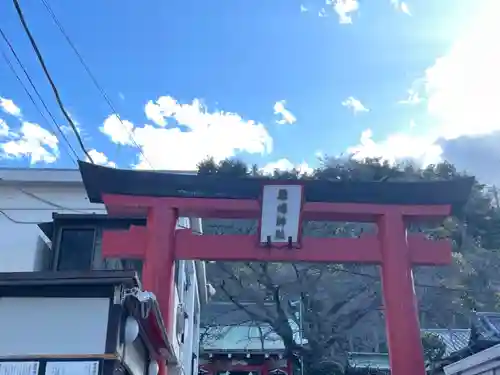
[0, 32, 79, 164]
[39, 0, 154, 169]
[0, 49, 78, 165]
[11, 0, 94, 163]
[0, 210, 44, 224]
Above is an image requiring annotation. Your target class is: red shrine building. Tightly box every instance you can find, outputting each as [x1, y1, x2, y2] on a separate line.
[0, 161, 473, 375]
[199, 302, 299, 375]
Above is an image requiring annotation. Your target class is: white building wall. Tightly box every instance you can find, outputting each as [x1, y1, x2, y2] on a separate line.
[0, 297, 109, 356]
[183, 261, 198, 375]
[0, 182, 105, 272]
[169, 260, 202, 375]
[0, 169, 202, 373]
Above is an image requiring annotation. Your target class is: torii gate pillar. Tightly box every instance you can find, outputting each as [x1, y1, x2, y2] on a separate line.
[378, 211, 423, 374]
[78, 161, 473, 375]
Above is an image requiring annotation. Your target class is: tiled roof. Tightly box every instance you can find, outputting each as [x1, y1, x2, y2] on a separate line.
[421, 329, 471, 356]
[347, 352, 390, 370]
[344, 330, 471, 371]
[200, 303, 305, 351]
[202, 325, 286, 352]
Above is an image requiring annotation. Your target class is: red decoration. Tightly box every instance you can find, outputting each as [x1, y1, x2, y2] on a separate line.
[200, 361, 273, 375]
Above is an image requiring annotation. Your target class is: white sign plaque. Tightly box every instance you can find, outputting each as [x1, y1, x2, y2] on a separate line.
[260, 185, 303, 244]
[0, 362, 39, 375]
[45, 361, 99, 375]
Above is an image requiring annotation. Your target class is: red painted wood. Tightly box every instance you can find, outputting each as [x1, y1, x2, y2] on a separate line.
[102, 194, 450, 221]
[378, 212, 426, 375]
[174, 230, 450, 264]
[101, 228, 450, 264]
[203, 362, 273, 374]
[101, 225, 147, 258]
[142, 204, 178, 375]
[262, 361, 269, 375]
[175, 230, 381, 263]
[408, 233, 452, 265]
[286, 359, 292, 375]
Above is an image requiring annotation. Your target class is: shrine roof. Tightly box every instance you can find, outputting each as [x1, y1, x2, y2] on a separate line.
[79, 161, 474, 209]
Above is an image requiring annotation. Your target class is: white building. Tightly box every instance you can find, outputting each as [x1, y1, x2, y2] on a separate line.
[443, 343, 500, 375]
[0, 167, 207, 375]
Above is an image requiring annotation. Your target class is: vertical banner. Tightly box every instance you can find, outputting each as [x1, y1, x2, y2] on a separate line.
[260, 185, 303, 245]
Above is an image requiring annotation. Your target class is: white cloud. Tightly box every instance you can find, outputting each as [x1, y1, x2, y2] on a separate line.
[333, 0, 359, 24]
[144, 96, 179, 127]
[274, 100, 297, 125]
[346, 128, 442, 166]
[300, 4, 308, 12]
[345, 1, 500, 183]
[398, 89, 422, 105]
[100, 114, 134, 145]
[400, 2, 411, 15]
[261, 158, 313, 175]
[390, 0, 411, 16]
[0, 119, 9, 137]
[341, 96, 369, 113]
[1, 122, 59, 164]
[87, 149, 117, 168]
[100, 95, 273, 170]
[0, 97, 21, 118]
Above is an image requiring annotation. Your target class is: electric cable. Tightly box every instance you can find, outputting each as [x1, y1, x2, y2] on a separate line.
[0, 176, 101, 214]
[11, 0, 94, 163]
[17, 185, 82, 211]
[39, 0, 154, 169]
[0, 39, 79, 165]
[0, 210, 43, 224]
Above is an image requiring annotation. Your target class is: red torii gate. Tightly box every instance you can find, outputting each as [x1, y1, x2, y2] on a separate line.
[78, 162, 473, 375]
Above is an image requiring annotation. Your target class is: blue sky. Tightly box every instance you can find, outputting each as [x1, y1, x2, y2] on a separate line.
[0, 0, 499, 181]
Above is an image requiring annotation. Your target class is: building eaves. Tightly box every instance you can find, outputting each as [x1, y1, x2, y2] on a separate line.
[0, 167, 196, 186]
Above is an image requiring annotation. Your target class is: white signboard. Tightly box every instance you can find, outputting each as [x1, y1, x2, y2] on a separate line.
[45, 361, 99, 375]
[0, 361, 39, 375]
[260, 185, 303, 244]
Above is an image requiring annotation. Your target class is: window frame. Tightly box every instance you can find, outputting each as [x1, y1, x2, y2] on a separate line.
[53, 224, 98, 271]
[51, 215, 147, 273]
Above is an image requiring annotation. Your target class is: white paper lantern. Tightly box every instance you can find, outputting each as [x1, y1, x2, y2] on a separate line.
[148, 360, 160, 375]
[124, 316, 139, 344]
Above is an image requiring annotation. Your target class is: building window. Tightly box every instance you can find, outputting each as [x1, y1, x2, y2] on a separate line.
[57, 228, 96, 271]
[55, 225, 143, 279]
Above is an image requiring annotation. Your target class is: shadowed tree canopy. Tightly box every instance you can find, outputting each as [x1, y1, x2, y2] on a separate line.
[197, 156, 500, 374]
